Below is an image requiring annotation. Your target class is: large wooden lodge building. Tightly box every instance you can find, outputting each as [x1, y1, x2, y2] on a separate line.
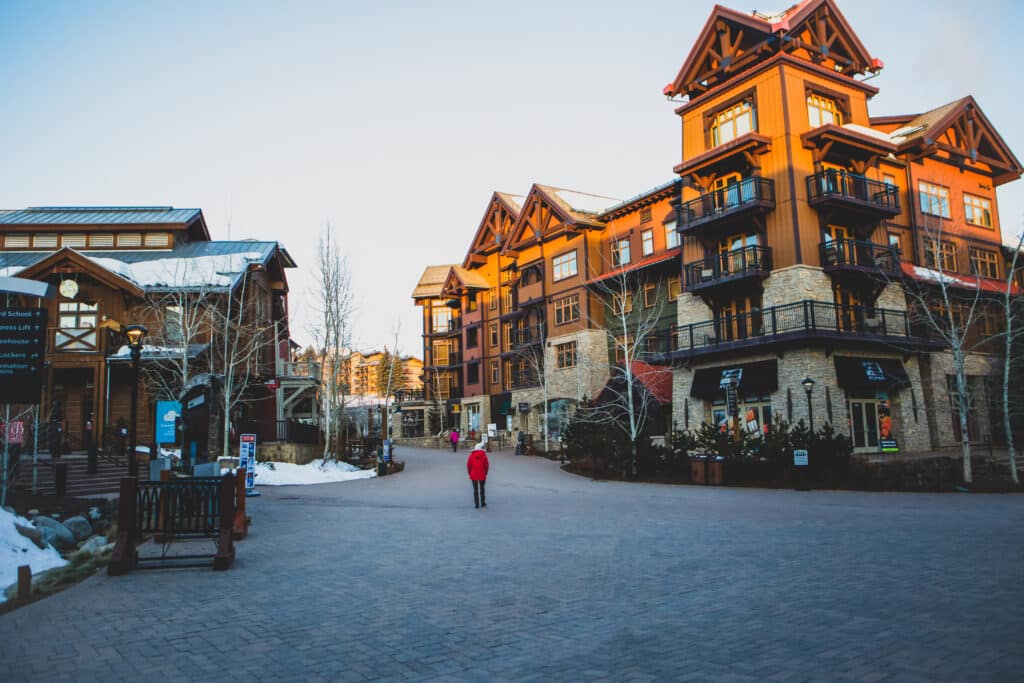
[0, 206, 318, 455]
[412, 0, 1023, 454]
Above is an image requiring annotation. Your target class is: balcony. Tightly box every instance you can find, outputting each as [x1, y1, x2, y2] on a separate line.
[395, 388, 426, 403]
[51, 327, 99, 353]
[510, 325, 545, 349]
[518, 278, 544, 306]
[426, 319, 462, 337]
[678, 177, 775, 236]
[820, 239, 901, 277]
[806, 170, 900, 220]
[650, 299, 939, 361]
[429, 351, 461, 369]
[280, 359, 321, 378]
[684, 245, 772, 293]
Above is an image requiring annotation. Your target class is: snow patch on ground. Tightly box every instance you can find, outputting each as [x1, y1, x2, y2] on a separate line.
[255, 459, 377, 486]
[1, 509, 67, 604]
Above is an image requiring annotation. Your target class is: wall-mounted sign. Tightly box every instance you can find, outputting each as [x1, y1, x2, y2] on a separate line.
[187, 394, 205, 409]
[793, 449, 809, 467]
[58, 279, 78, 298]
[0, 308, 47, 404]
[155, 401, 181, 444]
[719, 368, 743, 389]
[880, 439, 899, 454]
[518, 402, 530, 413]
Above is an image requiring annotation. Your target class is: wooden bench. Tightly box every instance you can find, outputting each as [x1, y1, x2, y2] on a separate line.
[108, 470, 243, 574]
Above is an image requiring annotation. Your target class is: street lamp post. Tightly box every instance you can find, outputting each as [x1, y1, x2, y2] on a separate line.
[801, 377, 815, 429]
[125, 324, 147, 478]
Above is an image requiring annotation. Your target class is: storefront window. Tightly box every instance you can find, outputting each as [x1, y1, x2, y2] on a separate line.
[711, 393, 771, 434]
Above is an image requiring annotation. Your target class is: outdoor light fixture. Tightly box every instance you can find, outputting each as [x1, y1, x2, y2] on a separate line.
[801, 377, 815, 427]
[801, 377, 815, 395]
[124, 324, 147, 478]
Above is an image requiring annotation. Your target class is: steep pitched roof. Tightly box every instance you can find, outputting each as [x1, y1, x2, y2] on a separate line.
[505, 184, 620, 251]
[412, 264, 455, 300]
[463, 192, 525, 267]
[0, 206, 211, 240]
[441, 266, 491, 297]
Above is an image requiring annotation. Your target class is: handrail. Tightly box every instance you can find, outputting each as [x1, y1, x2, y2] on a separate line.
[684, 245, 773, 288]
[820, 238, 900, 271]
[806, 170, 900, 211]
[511, 324, 545, 347]
[679, 177, 775, 228]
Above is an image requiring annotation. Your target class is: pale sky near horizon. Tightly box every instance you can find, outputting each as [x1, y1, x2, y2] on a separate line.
[2, 0, 1022, 356]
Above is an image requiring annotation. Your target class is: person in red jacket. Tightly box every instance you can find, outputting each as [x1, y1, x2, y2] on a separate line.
[466, 442, 490, 508]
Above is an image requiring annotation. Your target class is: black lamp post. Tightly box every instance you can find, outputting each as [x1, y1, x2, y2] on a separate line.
[125, 324, 147, 477]
[801, 377, 815, 429]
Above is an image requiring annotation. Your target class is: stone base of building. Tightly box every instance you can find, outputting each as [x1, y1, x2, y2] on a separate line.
[257, 442, 321, 465]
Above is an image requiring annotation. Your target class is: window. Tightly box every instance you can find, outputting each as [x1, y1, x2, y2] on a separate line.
[490, 361, 499, 385]
[502, 322, 512, 348]
[433, 342, 450, 365]
[641, 229, 654, 257]
[664, 221, 679, 249]
[614, 334, 632, 362]
[611, 238, 631, 266]
[33, 234, 58, 248]
[918, 181, 951, 219]
[887, 232, 902, 253]
[88, 233, 114, 248]
[640, 207, 652, 223]
[165, 305, 184, 343]
[61, 234, 86, 248]
[58, 301, 98, 328]
[969, 248, 999, 279]
[467, 292, 478, 312]
[883, 174, 896, 186]
[552, 251, 578, 281]
[4, 234, 29, 248]
[643, 282, 657, 308]
[963, 194, 993, 228]
[144, 232, 170, 247]
[555, 341, 578, 369]
[467, 363, 480, 385]
[924, 238, 957, 271]
[712, 393, 772, 434]
[466, 327, 478, 349]
[807, 93, 842, 127]
[611, 291, 634, 315]
[489, 323, 498, 347]
[667, 276, 681, 301]
[711, 100, 755, 146]
[435, 374, 451, 400]
[503, 360, 514, 389]
[431, 306, 451, 333]
[489, 288, 498, 310]
[117, 233, 142, 247]
[554, 294, 580, 325]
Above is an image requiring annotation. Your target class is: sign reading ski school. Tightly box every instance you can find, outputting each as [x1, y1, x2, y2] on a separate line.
[0, 308, 47, 404]
[156, 401, 181, 444]
[240, 434, 257, 492]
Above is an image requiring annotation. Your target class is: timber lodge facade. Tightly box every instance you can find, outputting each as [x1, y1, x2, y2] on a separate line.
[411, 0, 1023, 454]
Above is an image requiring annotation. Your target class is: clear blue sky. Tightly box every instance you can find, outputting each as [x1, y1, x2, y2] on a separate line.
[2, 0, 1022, 355]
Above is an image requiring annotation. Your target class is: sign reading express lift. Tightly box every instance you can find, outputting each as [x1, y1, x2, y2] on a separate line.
[0, 308, 47, 404]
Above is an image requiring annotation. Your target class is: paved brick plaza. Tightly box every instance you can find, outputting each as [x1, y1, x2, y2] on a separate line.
[2, 446, 1023, 681]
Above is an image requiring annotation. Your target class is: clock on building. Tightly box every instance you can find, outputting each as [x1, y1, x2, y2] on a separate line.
[58, 279, 78, 298]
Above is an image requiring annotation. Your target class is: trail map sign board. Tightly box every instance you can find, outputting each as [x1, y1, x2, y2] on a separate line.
[0, 308, 47, 404]
[240, 433, 257, 494]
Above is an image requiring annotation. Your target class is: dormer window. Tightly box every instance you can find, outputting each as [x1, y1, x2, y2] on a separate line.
[711, 99, 755, 147]
[807, 93, 842, 127]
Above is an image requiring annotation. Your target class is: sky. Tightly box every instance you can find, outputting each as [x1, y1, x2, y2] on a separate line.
[2, 0, 1023, 356]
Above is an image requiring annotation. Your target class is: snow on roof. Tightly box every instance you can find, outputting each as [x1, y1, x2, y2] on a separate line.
[86, 250, 267, 290]
[412, 264, 456, 299]
[496, 193, 527, 211]
[841, 123, 896, 144]
[552, 188, 622, 215]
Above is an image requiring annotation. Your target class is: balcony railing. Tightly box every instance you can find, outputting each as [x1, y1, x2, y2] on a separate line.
[396, 389, 426, 402]
[806, 170, 900, 216]
[684, 245, 772, 290]
[51, 327, 98, 353]
[820, 239, 900, 274]
[273, 419, 321, 445]
[653, 299, 934, 359]
[428, 319, 462, 336]
[678, 177, 776, 234]
[430, 351, 461, 368]
[280, 359, 321, 378]
[510, 325, 545, 348]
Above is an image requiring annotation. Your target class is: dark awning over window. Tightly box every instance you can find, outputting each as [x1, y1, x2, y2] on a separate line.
[690, 360, 778, 400]
[834, 357, 910, 392]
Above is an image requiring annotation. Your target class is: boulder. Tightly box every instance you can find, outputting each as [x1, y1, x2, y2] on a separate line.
[78, 536, 109, 556]
[33, 516, 76, 551]
[14, 523, 45, 550]
[63, 515, 93, 542]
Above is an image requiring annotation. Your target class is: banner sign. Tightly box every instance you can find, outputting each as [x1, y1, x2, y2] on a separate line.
[0, 308, 47, 404]
[793, 449, 809, 467]
[155, 401, 180, 444]
[240, 433, 257, 492]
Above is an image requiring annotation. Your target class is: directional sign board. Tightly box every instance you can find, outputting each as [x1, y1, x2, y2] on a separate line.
[0, 308, 47, 404]
[239, 433, 257, 494]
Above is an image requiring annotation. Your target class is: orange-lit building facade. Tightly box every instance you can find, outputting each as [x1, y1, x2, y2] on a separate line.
[413, 0, 1022, 453]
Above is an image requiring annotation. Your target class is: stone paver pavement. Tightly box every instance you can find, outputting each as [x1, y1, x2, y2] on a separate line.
[2, 445, 1023, 681]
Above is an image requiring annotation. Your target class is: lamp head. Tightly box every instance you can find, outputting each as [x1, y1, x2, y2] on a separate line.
[801, 377, 815, 394]
[125, 324, 147, 349]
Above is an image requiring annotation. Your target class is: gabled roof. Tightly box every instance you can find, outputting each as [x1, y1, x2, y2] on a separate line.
[666, 0, 879, 99]
[441, 266, 491, 297]
[13, 247, 144, 298]
[412, 264, 456, 300]
[505, 184, 619, 251]
[0, 206, 211, 241]
[463, 192, 525, 267]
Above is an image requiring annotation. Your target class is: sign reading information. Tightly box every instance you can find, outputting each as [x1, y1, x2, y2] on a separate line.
[0, 308, 47, 404]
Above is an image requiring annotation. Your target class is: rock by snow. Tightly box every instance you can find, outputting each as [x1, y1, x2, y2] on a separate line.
[255, 459, 377, 486]
[1, 508, 67, 603]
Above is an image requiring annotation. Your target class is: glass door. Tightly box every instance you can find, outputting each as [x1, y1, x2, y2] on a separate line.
[849, 399, 880, 451]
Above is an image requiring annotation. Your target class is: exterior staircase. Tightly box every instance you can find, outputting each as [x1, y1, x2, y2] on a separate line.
[11, 453, 131, 498]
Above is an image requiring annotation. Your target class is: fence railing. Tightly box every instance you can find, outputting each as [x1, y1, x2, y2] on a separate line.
[679, 177, 775, 230]
[806, 170, 900, 212]
[280, 360, 321, 378]
[274, 419, 321, 444]
[684, 245, 773, 288]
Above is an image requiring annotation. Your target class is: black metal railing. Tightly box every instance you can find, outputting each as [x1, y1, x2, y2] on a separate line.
[396, 389, 425, 402]
[679, 177, 775, 231]
[658, 299, 927, 356]
[429, 319, 462, 336]
[820, 238, 900, 273]
[510, 325, 545, 348]
[429, 351, 461, 368]
[274, 419, 321, 444]
[806, 170, 900, 212]
[684, 245, 773, 288]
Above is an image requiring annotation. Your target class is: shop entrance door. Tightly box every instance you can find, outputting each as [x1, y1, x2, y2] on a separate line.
[849, 398, 880, 452]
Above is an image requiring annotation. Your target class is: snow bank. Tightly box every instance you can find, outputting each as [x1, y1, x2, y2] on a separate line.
[1, 509, 67, 604]
[255, 459, 377, 486]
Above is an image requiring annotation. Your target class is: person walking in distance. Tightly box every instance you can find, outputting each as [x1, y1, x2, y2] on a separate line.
[467, 441, 489, 508]
[449, 427, 460, 453]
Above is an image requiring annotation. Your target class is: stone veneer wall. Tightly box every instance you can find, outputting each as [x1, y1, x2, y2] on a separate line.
[458, 396, 490, 439]
[257, 442, 320, 465]
[761, 265, 834, 308]
[918, 351, 1001, 449]
[546, 328, 609, 401]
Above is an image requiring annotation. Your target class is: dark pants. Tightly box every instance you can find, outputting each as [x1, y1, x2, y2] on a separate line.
[451, 441, 458, 452]
[472, 479, 486, 507]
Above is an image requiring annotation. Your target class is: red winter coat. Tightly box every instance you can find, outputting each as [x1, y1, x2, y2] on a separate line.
[467, 449, 489, 481]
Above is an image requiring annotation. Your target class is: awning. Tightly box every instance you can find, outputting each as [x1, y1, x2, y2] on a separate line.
[901, 262, 1020, 295]
[834, 357, 910, 392]
[690, 360, 778, 399]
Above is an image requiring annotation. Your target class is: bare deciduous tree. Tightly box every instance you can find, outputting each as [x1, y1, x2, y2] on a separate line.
[1000, 229, 1024, 485]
